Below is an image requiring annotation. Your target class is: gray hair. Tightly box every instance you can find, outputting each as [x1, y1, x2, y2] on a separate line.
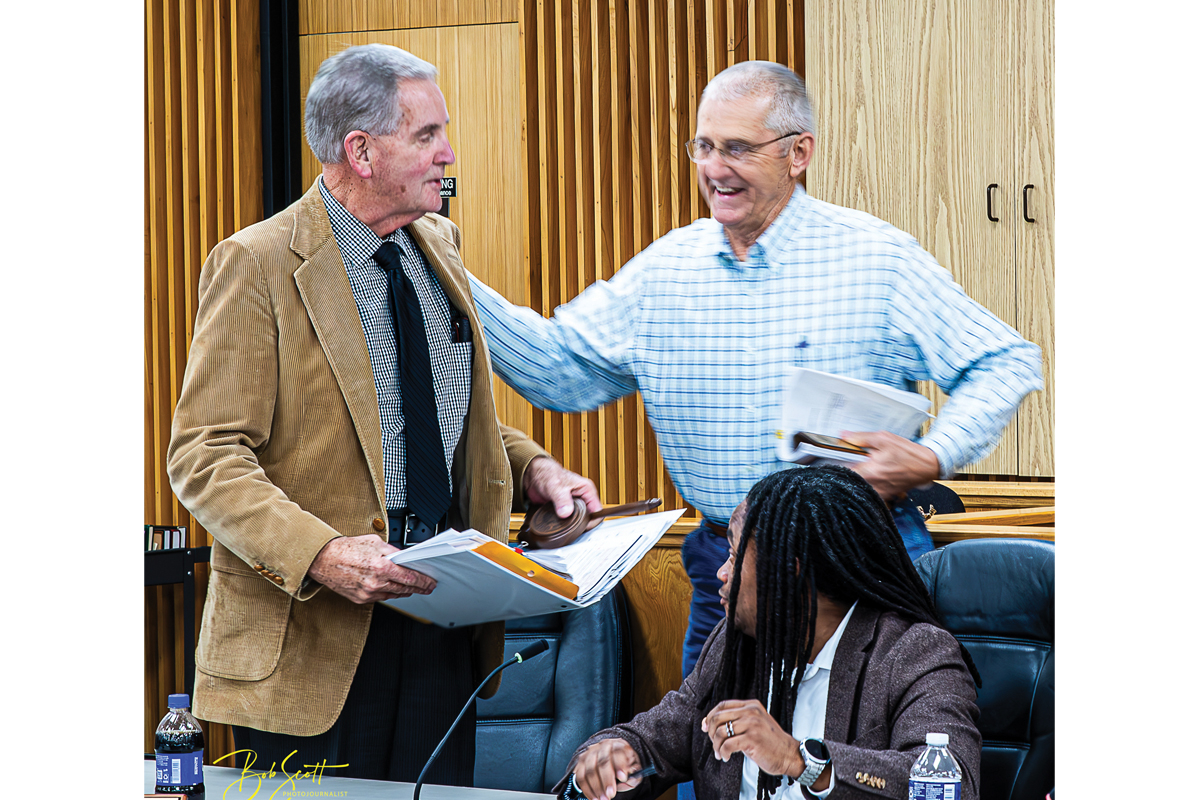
[304, 44, 439, 164]
[700, 61, 814, 137]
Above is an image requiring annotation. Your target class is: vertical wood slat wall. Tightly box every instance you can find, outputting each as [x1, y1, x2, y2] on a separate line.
[145, 0, 261, 758]
[520, 0, 805, 512]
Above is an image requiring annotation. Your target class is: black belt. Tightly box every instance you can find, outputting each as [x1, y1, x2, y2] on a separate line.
[387, 509, 446, 548]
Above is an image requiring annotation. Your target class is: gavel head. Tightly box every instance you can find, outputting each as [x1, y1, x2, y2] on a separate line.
[522, 498, 590, 549]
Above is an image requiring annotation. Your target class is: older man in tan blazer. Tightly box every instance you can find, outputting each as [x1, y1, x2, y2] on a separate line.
[167, 44, 598, 785]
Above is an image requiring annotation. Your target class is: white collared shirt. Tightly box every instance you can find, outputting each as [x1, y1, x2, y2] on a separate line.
[740, 602, 858, 800]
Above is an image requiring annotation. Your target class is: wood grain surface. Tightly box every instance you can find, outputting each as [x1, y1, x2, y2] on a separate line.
[927, 506, 1055, 526]
[144, 0, 261, 761]
[805, 0, 1054, 477]
[1015, 0, 1055, 477]
[299, 0, 519, 36]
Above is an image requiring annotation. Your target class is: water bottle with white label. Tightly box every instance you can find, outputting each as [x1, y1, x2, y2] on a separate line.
[908, 732, 961, 800]
[154, 693, 206, 799]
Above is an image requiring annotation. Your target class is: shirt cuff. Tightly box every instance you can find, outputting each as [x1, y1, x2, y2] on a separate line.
[916, 434, 957, 480]
[810, 763, 835, 799]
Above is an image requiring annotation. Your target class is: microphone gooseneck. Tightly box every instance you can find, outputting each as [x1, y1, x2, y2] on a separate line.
[412, 637, 551, 800]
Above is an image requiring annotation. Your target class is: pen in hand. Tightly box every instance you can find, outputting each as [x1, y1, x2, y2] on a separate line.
[626, 765, 657, 781]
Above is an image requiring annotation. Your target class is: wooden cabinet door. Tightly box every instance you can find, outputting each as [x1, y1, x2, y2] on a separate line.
[805, 0, 1053, 476]
[1015, 0, 1055, 476]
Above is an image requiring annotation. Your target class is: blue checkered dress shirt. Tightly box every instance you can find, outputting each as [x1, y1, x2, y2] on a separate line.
[469, 186, 1043, 525]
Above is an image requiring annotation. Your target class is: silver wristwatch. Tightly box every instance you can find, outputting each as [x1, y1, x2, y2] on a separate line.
[797, 737, 831, 787]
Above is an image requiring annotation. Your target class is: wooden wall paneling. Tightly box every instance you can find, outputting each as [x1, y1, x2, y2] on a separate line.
[727, 0, 748, 63]
[572, 0, 602, 484]
[705, 0, 726, 82]
[231, 0, 262, 232]
[1015, 0, 1054, 477]
[555, 0, 578, 477]
[791, 0, 803, 74]
[546, 0, 568, 469]
[747, 0, 768, 60]
[146, 0, 261, 758]
[619, 545, 693, 730]
[685, 1, 705, 223]
[299, 0, 520, 36]
[146, 0, 167, 529]
[534, 0, 556, 455]
[196, 0, 217, 266]
[804, 0, 1020, 476]
[588, 0, 614, 501]
[626, 1, 648, 507]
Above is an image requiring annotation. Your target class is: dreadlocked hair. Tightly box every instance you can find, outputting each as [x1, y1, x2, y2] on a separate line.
[711, 465, 981, 800]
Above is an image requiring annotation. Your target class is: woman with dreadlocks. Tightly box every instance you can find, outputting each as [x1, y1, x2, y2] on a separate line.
[557, 466, 981, 800]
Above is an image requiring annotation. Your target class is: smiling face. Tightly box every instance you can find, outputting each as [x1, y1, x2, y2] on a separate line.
[367, 78, 455, 229]
[693, 91, 813, 257]
[717, 502, 757, 636]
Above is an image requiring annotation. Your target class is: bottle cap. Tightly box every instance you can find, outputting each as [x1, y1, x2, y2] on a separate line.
[926, 732, 949, 746]
[168, 694, 190, 709]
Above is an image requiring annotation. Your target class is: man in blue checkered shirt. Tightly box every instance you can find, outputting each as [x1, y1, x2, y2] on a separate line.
[468, 61, 1044, 694]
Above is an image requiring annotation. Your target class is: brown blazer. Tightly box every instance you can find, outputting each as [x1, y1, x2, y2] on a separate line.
[562, 608, 981, 799]
[167, 179, 547, 736]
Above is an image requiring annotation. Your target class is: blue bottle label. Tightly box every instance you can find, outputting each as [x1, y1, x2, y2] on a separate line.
[909, 778, 960, 800]
[156, 750, 204, 787]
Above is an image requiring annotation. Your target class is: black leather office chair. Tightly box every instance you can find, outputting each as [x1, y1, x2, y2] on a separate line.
[475, 585, 634, 793]
[915, 539, 1054, 800]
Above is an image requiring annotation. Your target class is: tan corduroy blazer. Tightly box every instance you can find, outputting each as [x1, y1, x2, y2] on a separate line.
[167, 179, 547, 736]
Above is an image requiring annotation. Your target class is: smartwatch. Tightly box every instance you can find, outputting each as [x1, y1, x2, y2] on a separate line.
[796, 737, 831, 787]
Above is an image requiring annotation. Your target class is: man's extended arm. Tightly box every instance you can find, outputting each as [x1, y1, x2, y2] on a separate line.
[890, 238, 1044, 479]
[467, 266, 642, 413]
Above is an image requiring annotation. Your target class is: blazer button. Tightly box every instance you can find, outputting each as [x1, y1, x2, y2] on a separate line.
[372, 518, 386, 532]
[253, 563, 264, 572]
[273, 575, 284, 585]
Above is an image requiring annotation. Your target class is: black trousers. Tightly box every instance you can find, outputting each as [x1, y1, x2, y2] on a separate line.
[233, 606, 477, 785]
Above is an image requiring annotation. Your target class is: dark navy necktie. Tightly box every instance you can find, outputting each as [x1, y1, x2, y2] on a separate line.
[374, 240, 451, 534]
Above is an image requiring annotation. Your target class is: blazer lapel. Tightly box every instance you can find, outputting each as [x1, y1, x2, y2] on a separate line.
[407, 218, 475, 330]
[291, 182, 387, 512]
[823, 605, 880, 745]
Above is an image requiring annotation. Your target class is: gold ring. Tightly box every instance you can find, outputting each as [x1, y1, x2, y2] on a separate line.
[726, 720, 735, 738]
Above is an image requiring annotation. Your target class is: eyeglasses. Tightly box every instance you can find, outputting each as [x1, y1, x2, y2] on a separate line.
[684, 132, 803, 164]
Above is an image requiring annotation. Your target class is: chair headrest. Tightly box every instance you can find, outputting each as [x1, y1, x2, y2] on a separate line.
[914, 539, 1054, 642]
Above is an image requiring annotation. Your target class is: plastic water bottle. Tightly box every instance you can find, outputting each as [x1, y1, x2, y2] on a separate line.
[154, 693, 206, 799]
[908, 732, 961, 800]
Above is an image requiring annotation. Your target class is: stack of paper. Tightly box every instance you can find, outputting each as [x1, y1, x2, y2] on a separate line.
[776, 368, 932, 464]
[381, 509, 683, 627]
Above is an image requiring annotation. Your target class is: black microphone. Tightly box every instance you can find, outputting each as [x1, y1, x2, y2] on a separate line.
[412, 638, 551, 799]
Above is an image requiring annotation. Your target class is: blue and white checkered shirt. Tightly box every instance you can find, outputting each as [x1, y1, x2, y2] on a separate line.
[469, 186, 1043, 525]
[320, 178, 472, 510]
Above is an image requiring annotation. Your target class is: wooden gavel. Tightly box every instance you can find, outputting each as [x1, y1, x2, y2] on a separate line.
[519, 498, 663, 549]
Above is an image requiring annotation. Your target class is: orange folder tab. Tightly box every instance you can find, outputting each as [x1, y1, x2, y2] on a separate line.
[474, 540, 580, 600]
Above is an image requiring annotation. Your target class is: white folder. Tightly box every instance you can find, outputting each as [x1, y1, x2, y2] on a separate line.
[379, 509, 683, 627]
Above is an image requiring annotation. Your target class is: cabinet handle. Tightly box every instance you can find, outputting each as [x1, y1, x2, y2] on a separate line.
[986, 183, 999, 222]
[1023, 184, 1036, 223]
